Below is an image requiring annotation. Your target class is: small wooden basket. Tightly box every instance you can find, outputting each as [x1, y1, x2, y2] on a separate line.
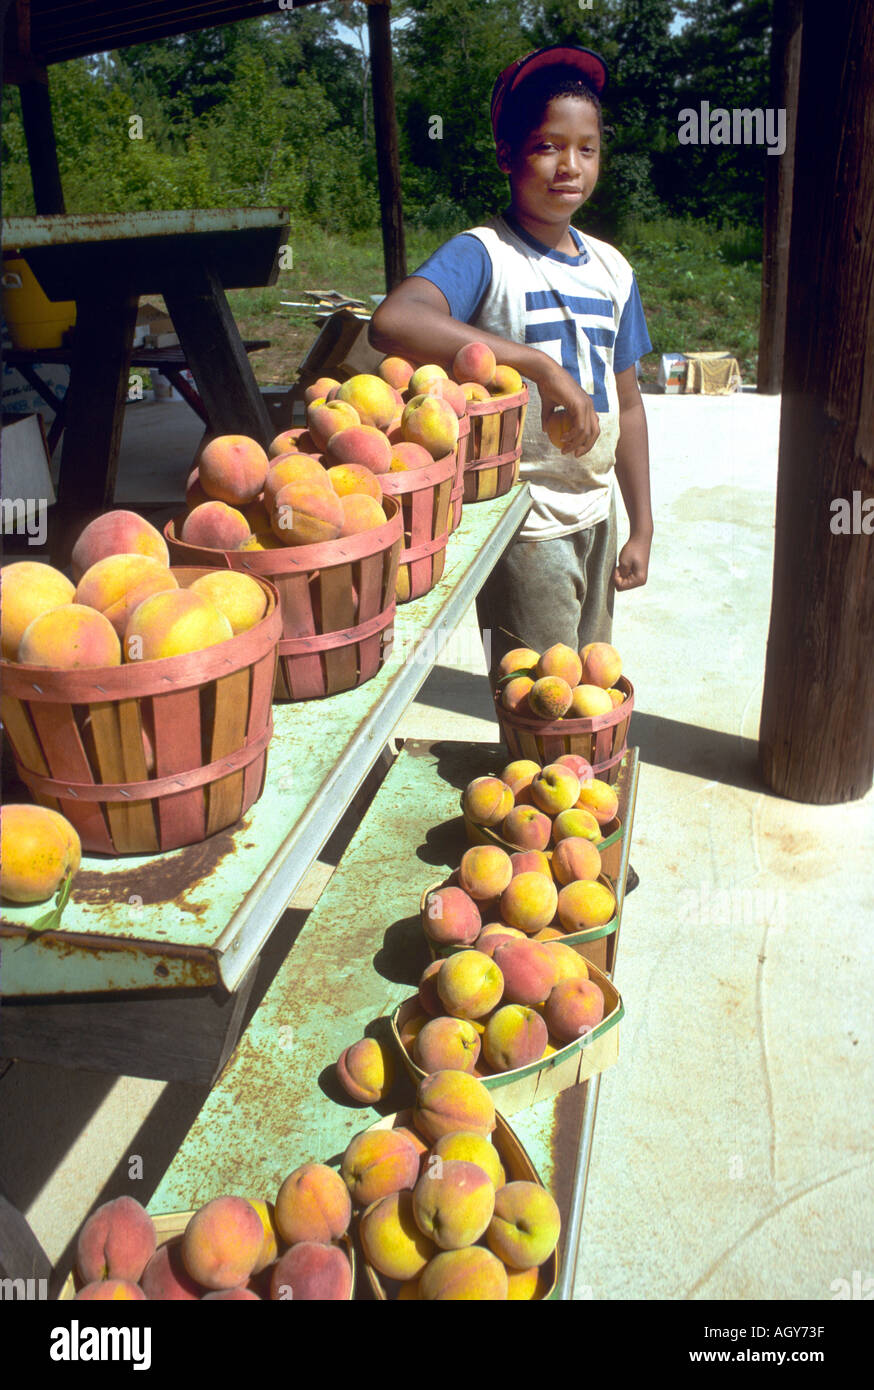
[357, 1108, 558, 1299]
[449, 413, 470, 533]
[463, 386, 528, 502]
[0, 568, 281, 855]
[495, 676, 634, 785]
[166, 498, 403, 701]
[380, 449, 456, 603]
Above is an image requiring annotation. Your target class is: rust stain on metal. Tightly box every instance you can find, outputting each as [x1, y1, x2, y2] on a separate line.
[71, 825, 240, 912]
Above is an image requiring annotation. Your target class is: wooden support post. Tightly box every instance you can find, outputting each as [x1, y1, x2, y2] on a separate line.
[367, 0, 407, 291]
[757, 0, 802, 394]
[758, 0, 874, 803]
[18, 70, 66, 215]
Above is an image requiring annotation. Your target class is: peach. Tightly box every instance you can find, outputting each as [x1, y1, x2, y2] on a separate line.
[575, 778, 619, 826]
[180, 1196, 264, 1290]
[188, 571, 267, 635]
[408, 363, 448, 395]
[327, 462, 383, 501]
[0, 804, 80, 904]
[542, 941, 590, 985]
[336, 1036, 395, 1104]
[414, 1017, 481, 1074]
[202, 1287, 260, 1300]
[489, 364, 524, 395]
[337, 372, 398, 429]
[239, 497, 271, 534]
[510, 850, 551, 878]
[486, 1181, 561, 1268]
[388, 440, 433, 472]
[139, 1237, 201, 1300]
[569, 683, 614, 717]
[248, 1198, 279, 1273]
[401, 394, 460, 458]
[462, 775, 514, 827]
[544, 977, 606, 1042]
[123, 589, 232, 662]
[529, 764, 581, 816]
[527, 675, 574, 720]
[437, 950, 504, 1021]
[458, 380, 492, 403]
[419, 1246, 508, 1300]
[536, 642, 583, 688]
[452, 342, 496, 387]
[237, 531, 284, 551]
[325, 423, 393, 474]
[306, 398, 361, 450]
[498, 647, 540, 677]
[303, 376, 341, 405]
[556, 879, 616, 932]
[75, 1280, 146, 1301]
[506, 1265, 547, 1300]
[180, 500, 251, 550]
[499, 872, 559, 935]
[422, 377, 467, 417]
[397, 1277, 420, 1299]
[501, 675, 534, 713]
[197, 434, 268, 505]
[341, 1128, 420, 1207]
[551, 836, 602, 885]
[18, 604, 121, 668]
[556, 752, 594, 783]
[498, 758, 541, 799]
[359, 1190, 435, 1281]
[271, 480, 344, 546]
[74, 554, 178, 638]
[422, 886, 481, 947]
[400, 1014, 430, 1059]
[474, 924, 527, 958]
[412, 1160, 495, 1250]
[418, 959, 446, 1016]
[608, 687, 625, 706]
[0, 561, 75, 660]
[274, 1163, 351, 1245]
[500, 805, 551, 851]
[492, 939, 556, 1006]
[580, 640, 622, 689]
[432, 1132, 505, 1189]
[264, 453, 331, 506]
[338, 493, 387, 536]
[552, 807, 602, 843]
[413, 1070, 496, 1143]
[75, 1195, 156, 1285]
[378, 356, 415, 391]
[546, 411, 572, 448]
[270, 1242, 352, 1301]
[482, 1004, 548, 1072]
[268, 426, 310, 457]
[531, 926, 564, 942]
[458, 845, 513, 901]
[70, 509, 169, 583]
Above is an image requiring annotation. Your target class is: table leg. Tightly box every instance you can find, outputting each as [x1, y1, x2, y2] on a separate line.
[163, 264, 272, 446]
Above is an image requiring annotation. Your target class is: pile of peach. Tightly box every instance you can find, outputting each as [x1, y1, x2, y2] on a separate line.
[499, 640, 626, 720]
[464, 752, 618, 857]
[349, 1071, 560, 1299]
[0, 510, 267, 671]
[0, 803, 81, 905]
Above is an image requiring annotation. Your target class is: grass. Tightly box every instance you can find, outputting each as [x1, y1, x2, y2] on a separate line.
[227, 216, 763, 388]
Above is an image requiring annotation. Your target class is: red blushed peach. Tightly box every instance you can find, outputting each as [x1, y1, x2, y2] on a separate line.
[197, 434, 268, 505]
[580, 641, 622, 689]
[264, 453, 331, 506]
[486, 1181, 561, 1268]
[542, 941, 590, 985]
[421, 377, 467, 417]
[337, 373, 398, 430]
[492, 939, 556, 1007]
[18, 604, 121, 669]
[307, 398, 361, 450]
[575, 778, 619, 826]
[536, 642, 583, 688]
[180, 1196, 264, 1291]
[180, 500, 251, 550]
[551, 836, 602, 886]
[325, 423, 393, 474]
[75, 1195, 156, 1285]
[498, 759, 542, 799]
[500, 806, 551, 852]
[360, 1190, 435, 1282]
[0, 561, 75, 661]
[489, 364, 524, 395]
[413, 1070, 496, 1144]
[338, 493, 387, 536]
[75, 1280, 146, 1301]
[458, 845, 513, 901]
[458, 380, 492, 403]
[556, 879, 616, 933]
[378, 355, 415, 391]
[341, 1128, 421, 1207]
[271, 480, 344, 546]
[388, 440, 433, 472]
[327, 462, 383, 501]
[556, 752, 594, 783]
[414, 1016, 481, 1074]
[274, 1163, 352, 1245]
[412, 1160, 495, 1250]
[452, 342, 497, 387]
[552, 807, 602, 844]
[544, 977, 606, 1043]
[437, 950, 504, 1022]
[70, 510, 169, 583]
[336, 1036, 395, 1104]
[462, 776, 514, 827]
[482, 1004, 548, 1072]
[418, 959, 446, 1016]
[510, 850, 552, 878]
[501, 676, 534, 713]
[569, 683, 615, 717]
[123, 590, 232, 662]
[474, 924, 527, 958]
[303, 376, 341, 405]
[432, 1132, 506, 1189]
[202, 1287, 260, 1300]
[498, 647, 540, 678]
[527, 675, 573, 720]
[422, 886, 481, 947]
[401, 395, 460, 458]
[139, 1237, 201, 1300]
[529, 764, 581, 816]
[268, 426, 309, 457]
[270, 1242, 352, 1301]
[408, 363, 448, 395]
[419, 1246, 508, 1300]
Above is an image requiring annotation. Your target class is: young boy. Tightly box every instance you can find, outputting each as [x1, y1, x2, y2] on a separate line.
[369, 43, 653, 679]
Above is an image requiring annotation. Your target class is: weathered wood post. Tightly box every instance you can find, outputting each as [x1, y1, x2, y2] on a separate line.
[366, 0, 407, 292]
[756, 0, 801, 394]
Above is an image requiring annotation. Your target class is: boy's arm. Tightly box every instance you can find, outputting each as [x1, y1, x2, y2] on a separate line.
[369, 277, 600, 456]
[612, 364, 653, 592]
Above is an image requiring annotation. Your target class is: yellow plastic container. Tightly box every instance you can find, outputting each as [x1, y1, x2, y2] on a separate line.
[1, 253, 76, 349]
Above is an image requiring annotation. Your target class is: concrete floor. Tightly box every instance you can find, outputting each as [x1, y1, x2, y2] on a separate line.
[2, 391, 871, 1299]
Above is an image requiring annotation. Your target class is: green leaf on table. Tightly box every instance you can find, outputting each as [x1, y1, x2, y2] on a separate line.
[22, 870, 75, 940]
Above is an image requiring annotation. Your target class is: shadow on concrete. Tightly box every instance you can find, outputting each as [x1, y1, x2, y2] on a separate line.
[631, 711, 764, 792]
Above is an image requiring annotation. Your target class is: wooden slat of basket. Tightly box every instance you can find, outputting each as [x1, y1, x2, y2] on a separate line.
[319, 563, 358, 695]
[500, 403, 519, 454]
[204, 669, 250, 837]
[27, 700, 114, 852]
[356, 548, 387, 685]
[242, 648, 277, 809]
[0, 694, 61, 813]
[475, 462, 500, 500]
[116, 698, 160, 851]
[479, 411, 502, 459]
[150, 687, 206, 849]
[273, 570, 322, 700]
[90, 700, 158, 854]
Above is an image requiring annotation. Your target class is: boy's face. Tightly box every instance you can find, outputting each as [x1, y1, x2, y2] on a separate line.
[499, 96, 601, 238]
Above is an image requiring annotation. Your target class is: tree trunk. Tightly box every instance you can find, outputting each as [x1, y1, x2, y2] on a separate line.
[758, 0, 874, 803]
[366, 0, 407, 291]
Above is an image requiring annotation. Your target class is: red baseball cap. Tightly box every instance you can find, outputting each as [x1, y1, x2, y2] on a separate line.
[490, 44, 608, 141]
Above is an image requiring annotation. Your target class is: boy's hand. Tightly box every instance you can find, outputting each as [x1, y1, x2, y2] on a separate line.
[613, 533, 651, 591]
[538, 365, 600, 456]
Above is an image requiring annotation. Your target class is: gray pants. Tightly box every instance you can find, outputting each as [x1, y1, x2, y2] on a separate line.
[476, 492, 617, 684]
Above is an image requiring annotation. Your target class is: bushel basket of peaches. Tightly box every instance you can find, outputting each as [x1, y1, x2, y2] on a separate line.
[446, 341, 528, 503]
[495, 640, 633, 784]
[0, 514, 281, 855]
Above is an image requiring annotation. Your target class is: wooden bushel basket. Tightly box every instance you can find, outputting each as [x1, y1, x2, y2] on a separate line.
[463, 386, 528, 503]
[166, 497, 403, 701]
[0, 569, 281, 856]
[380, 449, 456, 603]
[495, 676, 634, 785]
[449, 413, 471, 533]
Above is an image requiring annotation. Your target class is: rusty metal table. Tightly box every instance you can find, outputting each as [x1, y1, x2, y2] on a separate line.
[148, 738, 639, 1300]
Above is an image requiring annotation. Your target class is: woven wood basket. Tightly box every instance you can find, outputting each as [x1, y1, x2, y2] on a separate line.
[165, 497, 402, 701]
[462, 386, 528, 502]
[380, 449, 456, 603]
[495, 677, 634, 785]
[0, 568, 281, 855]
